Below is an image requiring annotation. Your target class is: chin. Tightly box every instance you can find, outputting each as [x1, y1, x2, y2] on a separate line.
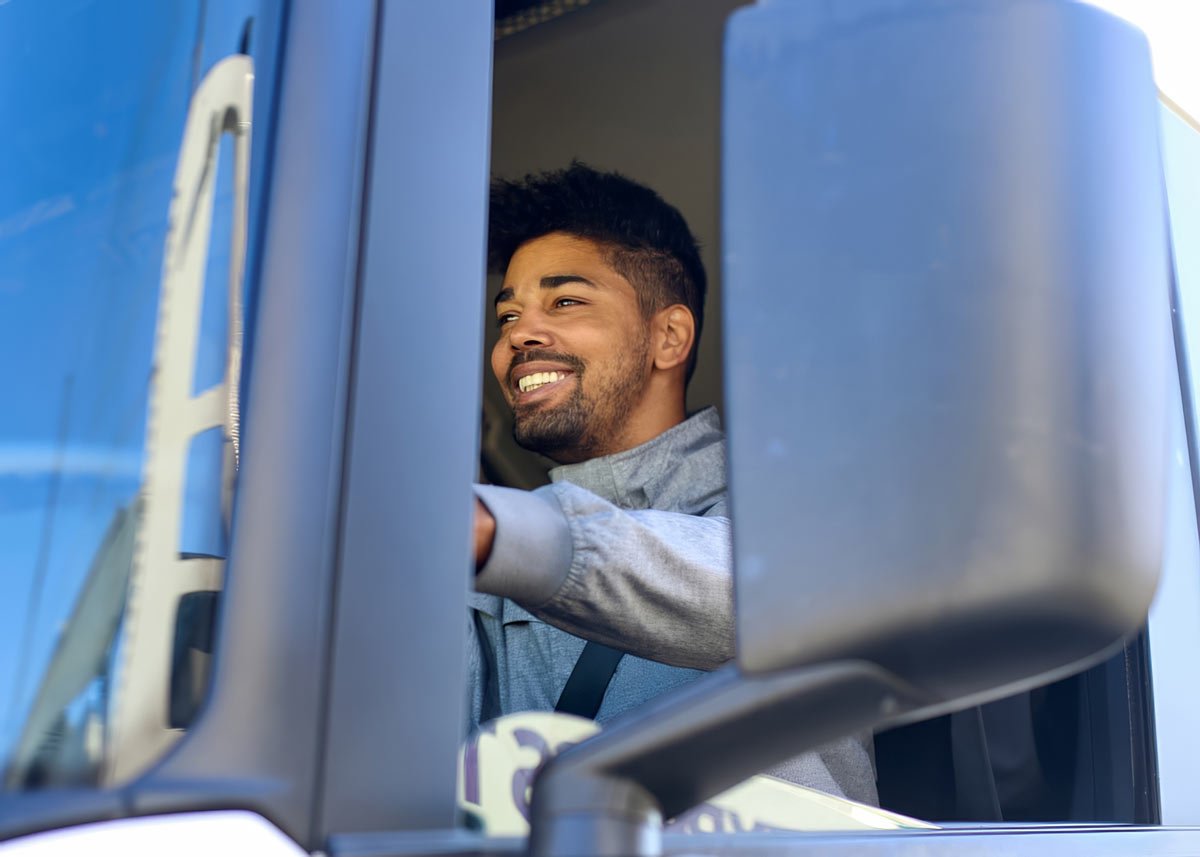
[513, 424, 587, 462]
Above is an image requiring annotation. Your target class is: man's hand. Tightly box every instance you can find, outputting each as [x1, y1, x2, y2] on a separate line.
[474, 498, 496, 569]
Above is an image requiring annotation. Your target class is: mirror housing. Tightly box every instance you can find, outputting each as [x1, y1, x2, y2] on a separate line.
[725, 0, 1169, 703]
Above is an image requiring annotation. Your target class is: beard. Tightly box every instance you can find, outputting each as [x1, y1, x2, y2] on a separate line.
[510, 338, 651, 463]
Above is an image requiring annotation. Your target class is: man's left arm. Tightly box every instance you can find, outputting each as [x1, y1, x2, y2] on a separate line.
[472, 482, 733, 671]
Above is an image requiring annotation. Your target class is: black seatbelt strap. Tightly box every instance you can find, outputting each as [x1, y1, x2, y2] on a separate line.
[950, 706, 1003, 820]
[555, 641, 625, 719]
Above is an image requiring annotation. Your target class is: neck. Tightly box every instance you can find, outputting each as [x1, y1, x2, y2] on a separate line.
[611, 391, 686, 453]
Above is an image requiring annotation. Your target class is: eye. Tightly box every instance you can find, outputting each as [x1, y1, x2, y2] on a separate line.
[496, 311, 518, 329]
[554, 297, 583, 309]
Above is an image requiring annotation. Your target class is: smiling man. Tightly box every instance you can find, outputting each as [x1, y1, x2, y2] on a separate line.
[492, 232, 687, 465]
[466, 163, 876, 806]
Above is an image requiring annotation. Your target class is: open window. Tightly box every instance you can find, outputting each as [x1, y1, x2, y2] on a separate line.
[481, 0, 1190, 836]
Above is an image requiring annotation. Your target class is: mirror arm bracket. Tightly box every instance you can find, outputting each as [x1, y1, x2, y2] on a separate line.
[528, 660, 926, 857]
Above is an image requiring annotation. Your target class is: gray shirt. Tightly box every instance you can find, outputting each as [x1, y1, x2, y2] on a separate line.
[469, 408, 877, 805]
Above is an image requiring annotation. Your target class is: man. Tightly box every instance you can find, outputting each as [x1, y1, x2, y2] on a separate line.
[467, 163, 876, 806]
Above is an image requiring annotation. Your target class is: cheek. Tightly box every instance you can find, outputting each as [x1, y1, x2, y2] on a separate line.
[490, 343, 509, 387]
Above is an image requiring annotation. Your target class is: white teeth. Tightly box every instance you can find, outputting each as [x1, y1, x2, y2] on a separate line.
[518, 371, 565, 393]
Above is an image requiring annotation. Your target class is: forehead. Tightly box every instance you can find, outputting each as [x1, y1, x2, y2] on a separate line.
[502, 232, 623, 286]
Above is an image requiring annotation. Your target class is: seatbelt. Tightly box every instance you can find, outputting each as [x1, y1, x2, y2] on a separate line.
[950, 707, 1003, 820]
[555, 641, 625, 719]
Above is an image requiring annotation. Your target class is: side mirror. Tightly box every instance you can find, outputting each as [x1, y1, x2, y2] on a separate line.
[530, 3, 1170, 855]
[725, 0, 1169, 701]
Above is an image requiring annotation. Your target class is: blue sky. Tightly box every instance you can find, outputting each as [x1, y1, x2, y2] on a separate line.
[0, 0, 197, 758]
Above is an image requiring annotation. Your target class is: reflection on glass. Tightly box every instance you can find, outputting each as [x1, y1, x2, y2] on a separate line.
[0, 2, 252, 791]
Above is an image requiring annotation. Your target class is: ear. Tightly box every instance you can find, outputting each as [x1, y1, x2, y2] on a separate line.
[651, 304, 696, 372]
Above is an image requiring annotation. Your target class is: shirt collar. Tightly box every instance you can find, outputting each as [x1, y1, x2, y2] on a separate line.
[548, 407, 725, 513]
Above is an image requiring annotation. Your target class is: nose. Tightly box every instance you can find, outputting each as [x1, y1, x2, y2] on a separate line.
[505, 309, 552, 351]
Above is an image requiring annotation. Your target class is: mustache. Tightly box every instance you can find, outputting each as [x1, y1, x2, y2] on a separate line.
[507, 349, 586, 389]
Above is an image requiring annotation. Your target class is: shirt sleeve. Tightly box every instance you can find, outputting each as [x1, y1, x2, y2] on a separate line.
[473, 481, 734, 671]
[473, 483, 573, 605]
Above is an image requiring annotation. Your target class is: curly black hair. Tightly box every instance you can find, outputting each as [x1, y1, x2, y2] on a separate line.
[488, 162, 707, 379]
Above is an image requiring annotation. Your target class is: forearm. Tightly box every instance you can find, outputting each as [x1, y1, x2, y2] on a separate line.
[473, 482, 734, 670]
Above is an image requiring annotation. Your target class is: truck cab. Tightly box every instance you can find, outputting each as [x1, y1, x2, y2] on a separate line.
[0, 1, 1198, 855]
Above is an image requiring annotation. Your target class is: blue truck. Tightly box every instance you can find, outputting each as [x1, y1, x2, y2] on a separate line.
[1, 1, 1199, 855]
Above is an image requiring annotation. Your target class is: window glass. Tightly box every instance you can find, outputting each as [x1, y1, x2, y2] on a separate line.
[1088, 0, 1200, 824]
[1149, 92, 1200, 828]
[0, 0, 258, 791]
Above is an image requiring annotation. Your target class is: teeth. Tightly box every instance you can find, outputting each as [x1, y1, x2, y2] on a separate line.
[518, 371, 566, 393]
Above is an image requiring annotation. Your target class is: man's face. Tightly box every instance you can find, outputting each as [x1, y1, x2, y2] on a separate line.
[491, 232, 655, 463]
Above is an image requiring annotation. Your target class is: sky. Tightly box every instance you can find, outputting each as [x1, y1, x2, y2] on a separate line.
[1084, 0, 1200, 123]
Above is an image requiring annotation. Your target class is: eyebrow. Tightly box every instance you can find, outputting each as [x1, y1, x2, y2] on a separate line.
[494, 274, 599, 307]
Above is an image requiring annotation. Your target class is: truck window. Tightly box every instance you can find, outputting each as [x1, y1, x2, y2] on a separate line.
[0, 0, 268, 793]
[479, 0, 1200, 834]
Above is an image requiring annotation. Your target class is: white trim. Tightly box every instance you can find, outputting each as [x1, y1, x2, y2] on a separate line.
[0, 811, 306, 857]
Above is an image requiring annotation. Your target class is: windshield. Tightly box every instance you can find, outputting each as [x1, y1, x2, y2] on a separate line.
[0, 0, 252, 790]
